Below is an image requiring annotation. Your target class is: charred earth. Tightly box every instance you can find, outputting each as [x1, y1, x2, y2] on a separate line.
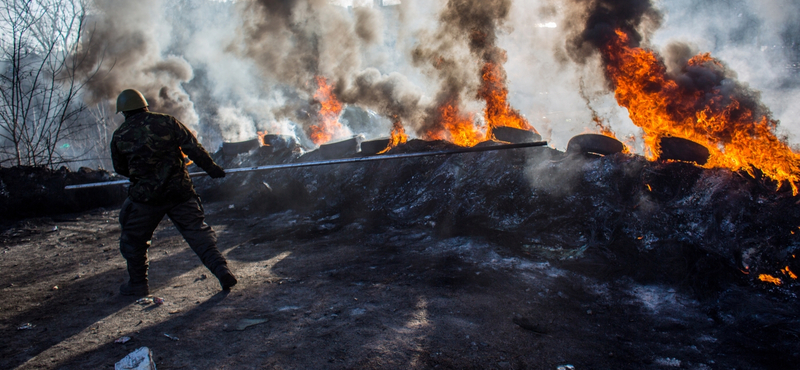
[1, 140, 799, 369]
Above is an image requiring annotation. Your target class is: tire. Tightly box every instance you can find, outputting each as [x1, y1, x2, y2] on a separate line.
[658, 137, 710, 165]
[493, 127, 542, 144]
[222, 138, 260, 156]
[360, 138, 391, 155]
[566, 134, 625, 156]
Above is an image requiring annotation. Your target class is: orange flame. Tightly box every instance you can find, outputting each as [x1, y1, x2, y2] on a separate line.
[257, 131, 268, 146]
[389, 117, 408, 148]
[378, 117, 409, 154]
[782, 266, 798, 279]
[758, 274, 782, 286]
[308, 76, 345, 145]
[180, 149, 193, 166]
[603, 29, 800, 194]
[427, 99, 485, 147]
[478, 61, 535, 138]
[591, 112, 632, 154]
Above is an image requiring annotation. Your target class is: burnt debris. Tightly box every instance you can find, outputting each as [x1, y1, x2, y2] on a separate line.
[0, 166, 126, 220]
[191, 139, 800, 296]
[5, 137, 800, 296]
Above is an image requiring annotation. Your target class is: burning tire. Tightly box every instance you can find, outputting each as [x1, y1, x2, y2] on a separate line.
[493, 127, 542, 144]
[658, 137, 710, 165]
[261, 134, 298, 152]
[318, 135, 363, 159]
[222, 138, 260, 156]
[360, 138, 391, 156]
[566, 134, 624, 156]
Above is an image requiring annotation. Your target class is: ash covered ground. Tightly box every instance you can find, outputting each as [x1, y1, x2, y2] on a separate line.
[1, 141, 799, 369]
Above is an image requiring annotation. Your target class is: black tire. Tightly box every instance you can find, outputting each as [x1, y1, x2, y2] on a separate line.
[319, 136, 361, 159]
[658, 137, 710, 165]
[493, 126, 542, 144]
[566, 134, 624, 156]
[222, 138, 260, 156]
[360, 138, 391, 155]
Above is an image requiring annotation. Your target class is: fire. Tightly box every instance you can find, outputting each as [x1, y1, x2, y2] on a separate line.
[478, 60, 536, 138]
[758, 274, 782, 286]
[257, 131, 268, 146]
[388, 117, 408, 147]
[591, 112, 632, 154]
[782, 266, 798, 279]
[180, 149, 193, 166]
[308, 76, 345, 145]
[426, 99, 485, 147]
[602, 29, 800, 194]
[378, 117, 409, 154]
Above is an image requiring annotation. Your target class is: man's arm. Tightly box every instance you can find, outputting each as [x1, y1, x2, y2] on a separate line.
[172, 118, 225, 178]
[110, 136, 130, 177]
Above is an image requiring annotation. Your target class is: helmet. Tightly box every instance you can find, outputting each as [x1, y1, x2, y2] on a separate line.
[115, 89, 149, 113]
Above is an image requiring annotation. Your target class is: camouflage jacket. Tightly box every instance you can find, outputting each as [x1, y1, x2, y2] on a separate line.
[111, 112, 220, 205]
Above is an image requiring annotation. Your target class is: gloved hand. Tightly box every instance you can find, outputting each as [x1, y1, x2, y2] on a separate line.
[207, 165, 226, 179]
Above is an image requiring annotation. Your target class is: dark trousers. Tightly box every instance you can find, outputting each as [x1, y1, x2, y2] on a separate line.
[119, 196, 227, 283]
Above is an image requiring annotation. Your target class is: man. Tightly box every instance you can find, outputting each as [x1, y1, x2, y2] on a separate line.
[111, 89, 236, 296]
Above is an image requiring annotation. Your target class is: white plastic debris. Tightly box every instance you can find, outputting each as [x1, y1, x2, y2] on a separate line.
[115, 336, 131, 344]
[557, 365, 575, 370]
[17, 323, 34, 330]
[115, 347, 156, 370]
[163, 333, 179, 341]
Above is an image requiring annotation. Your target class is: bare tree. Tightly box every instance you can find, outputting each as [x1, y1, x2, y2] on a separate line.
[0, 0, 97, 167]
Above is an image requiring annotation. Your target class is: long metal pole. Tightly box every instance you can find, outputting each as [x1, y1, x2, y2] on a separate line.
[65, 141, 548, 190]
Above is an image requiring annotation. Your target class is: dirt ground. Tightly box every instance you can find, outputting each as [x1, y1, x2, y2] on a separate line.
[0, 201, 796, 369]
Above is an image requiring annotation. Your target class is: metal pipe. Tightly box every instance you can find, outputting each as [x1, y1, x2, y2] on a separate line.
[65, 141, 548, 190]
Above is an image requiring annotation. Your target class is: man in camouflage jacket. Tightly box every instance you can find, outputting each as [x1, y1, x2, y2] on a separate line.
[111, 89, 236, 296]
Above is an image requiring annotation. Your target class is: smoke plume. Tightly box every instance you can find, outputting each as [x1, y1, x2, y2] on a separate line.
[230, 0, 425, 141]
[564, 0, 777, 140]
[338, 68, 424, 127]
[564, 0, 662, 64]
[410, 0, 525, 139]
[62, 0, 800, 165]
[73, 0, 198, 127]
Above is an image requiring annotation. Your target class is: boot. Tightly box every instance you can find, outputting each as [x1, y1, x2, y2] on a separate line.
[120, 259, 149, 296]
[120, 281, 149, 296]
[213, 264, 237, 290]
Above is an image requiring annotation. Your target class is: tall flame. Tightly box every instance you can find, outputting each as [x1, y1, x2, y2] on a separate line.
[378, 117, 409, 154]
[308, 76, 345, 145]
[603, 29, 800, 194]
[426, 99, 485, 147]
[478, 60, 535, 138]
[389, 117, 408, 148]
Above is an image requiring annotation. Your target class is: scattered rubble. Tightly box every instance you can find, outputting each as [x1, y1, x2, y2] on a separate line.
[163, 333, 179, 341]
[115, 347, 156, 370]
[226, 318, 269, 331]
[115, 336, 131, 344]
